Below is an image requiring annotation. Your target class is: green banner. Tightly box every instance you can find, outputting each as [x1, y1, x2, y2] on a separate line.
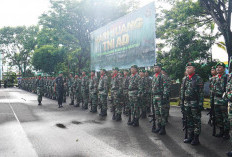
[90, 2, 156, 71]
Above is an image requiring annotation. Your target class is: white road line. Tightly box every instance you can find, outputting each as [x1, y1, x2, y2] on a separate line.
[4, 92, 38, 157]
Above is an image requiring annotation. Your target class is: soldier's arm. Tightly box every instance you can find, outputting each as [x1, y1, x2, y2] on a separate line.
[197, 77, 204, 108]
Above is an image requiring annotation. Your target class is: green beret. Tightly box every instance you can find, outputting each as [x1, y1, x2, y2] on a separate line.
[162, 68, 167, 72]
[91, 70, 95, 73]
[131, 65, 138, 69]
[37, 74, 41, 76]
[186, 62, 196, 67]
[123, 69, 129, 72]
[100, 69, 106, 72]
[211, 66, 216, 70]
[154, 63, 162, 68]
[139, 69, 146, 73]
[113, 67, 119, 71]
[216, 62, 225, 68]
[58, 71, 63, 74]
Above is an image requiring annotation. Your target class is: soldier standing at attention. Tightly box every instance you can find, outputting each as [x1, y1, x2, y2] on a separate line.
[81, 70, 89, 110]
[180, 62, 204, 145]
[152, 63, 168, 135]
[74, 74, 81, 107]
[139, 69, 146, 118]
[68, 73, 75, 105]
[209, 66, 217, 107]
[122, 69, 130, 115]
[98, 69, 109, 117]
[145, 70, 152, 113]
[213, 62, 230, 139]
[89, 70, 99, 113]
[128, 65, 140, 126]
[36, 74, 44, 105]
[54, 71, 64, 108]
[111, 67, 123, 121]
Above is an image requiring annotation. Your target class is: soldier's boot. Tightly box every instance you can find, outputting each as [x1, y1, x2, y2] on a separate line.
[133, 118, 139, 127]
[159, 126, 166, 135]
[92, 106, 97, 113]
[116, 114, 122, 121]
[191, 135, 200, 145]
[215, 127, 224, 137]
[226, 151, 232, 157]
[223, 130, 230, 140]
[147, 107, 151, 113]
[75, 103, 80, 107]
[69, 100, 74, 105]
[184, 132, 194, 143]
[112, 112, 116, 120]
[154, 124, 161, 133]
[38, 101, 42, 105]
[99, 110, 107, 117]
[152, 123, 156, 133]
[141, 111, 147, 119]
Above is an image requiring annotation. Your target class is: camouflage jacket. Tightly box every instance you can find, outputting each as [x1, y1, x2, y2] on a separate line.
[213, 73, 228, 98]
[36, 78, 44, 87]
[55, 76, 64, 91]
[144, 76, 152, 94]
[81, 75, 89, 93]
[138, 76, 145, 97]
[180, 74, 204, 107]
[122, 75, 130, 91]
[98, 74, 109, 95]
[163, 74, 171, 97]
[68, 77, 75, 88]
[152, 73, 168, 98]
[128, 73, 140, 96]
[111, 73, 123, 95]
[89, 75, 98, 93]
[74, 78, 81, 93]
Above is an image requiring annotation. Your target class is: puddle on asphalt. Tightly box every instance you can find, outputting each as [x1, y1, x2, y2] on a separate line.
[71, 120, 102, 125]
[56, 123, 67, 129]
[72, 121, 82, 125]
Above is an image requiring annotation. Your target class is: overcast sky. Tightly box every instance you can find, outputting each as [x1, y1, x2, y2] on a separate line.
[0, 0, 228, 62]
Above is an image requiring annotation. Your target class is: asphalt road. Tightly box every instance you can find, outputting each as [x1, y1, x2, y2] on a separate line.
[0, 87, 231, 157]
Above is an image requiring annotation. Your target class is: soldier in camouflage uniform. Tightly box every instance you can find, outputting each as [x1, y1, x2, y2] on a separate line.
[36, 74, 44, 105]
[162, 68, 171, 122]
[81, 70, 89, 110]
[89, 70, 99, 113]
[139, 69, 146, 118]
[98, 69, 109, 116]
[74, 74, 81, 107]
[111, 67, 123, 121]
[68, 73, 75, 105]
[122, 69, 130, 115]
[209, 66, 217, 107]
[152, 63, 168, 135]
[54, 71, 64, 108]
[63, 77, 67, 103]
[180, 62, 204, 145]
[127, 65, 140, 126]
[213, 62, 230, 139]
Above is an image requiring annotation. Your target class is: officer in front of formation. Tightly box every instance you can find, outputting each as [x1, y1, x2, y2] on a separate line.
[54, 71, 65, 108]
[180, 62, 204, 145]
[36, 74, 44, 105]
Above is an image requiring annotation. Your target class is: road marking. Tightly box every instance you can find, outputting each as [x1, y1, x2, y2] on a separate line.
[4, 92, 38, 157]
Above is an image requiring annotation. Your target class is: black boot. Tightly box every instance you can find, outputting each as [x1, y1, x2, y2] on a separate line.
[38, 101, 42, 105]
[116, 114, 122, 121]
[159, 126, 166, 135]
[227, 151, 232, 157]
[69, 101, 74, 105]
[128, 118, 134, 125]
[223, 130, 230, 140]
[141, 111, 147, 119]
[92, 107, 97, 113]
[191, 135, 200, 145]
[112, 113, 116, 120]
[154, 124, 161, 133]
[133, 118, 139, 127]
[99, 110, 107, 117]
[215, 127, 224, 137]
[152, 123, 156, 133]
[184, 132, 194, 143]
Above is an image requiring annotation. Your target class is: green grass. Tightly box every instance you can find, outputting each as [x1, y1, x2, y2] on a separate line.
[170, 98, 211, 109]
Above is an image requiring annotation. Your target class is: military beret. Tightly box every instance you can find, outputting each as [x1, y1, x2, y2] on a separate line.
[139, 69, 146, 73]
[100, 69, 107, 72]
[216, 62, 225, 68]
[211, 66, 216, 70]
[113, 67, 119, 71]
[131, 65, 138, 69]
[91, 70, 95, 73]
[123, 69, 129, 72]
[37, 74, 41, 76]
[154, 63, 162, 68]
[186, 62, 196, 67]
[162, 68, 167, 72]
[58, 71, 63, 74]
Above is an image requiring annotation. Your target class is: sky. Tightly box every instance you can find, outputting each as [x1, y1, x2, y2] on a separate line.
[0, 0, 228, 62]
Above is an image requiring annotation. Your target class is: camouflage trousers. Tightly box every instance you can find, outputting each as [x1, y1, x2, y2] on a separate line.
[163, 97, 170, 122]
[122, 90, 129, 112]
[214, 105, 230, 132]
[139, 95, 146, 112]
[184, 102, 201, 136]
[81, 90, 89, 108]
[99, 94, 107, 111]
[228, 102, 232, 142]
[153, 95, 166, 126]
[69, 87, 74, 102]
[37, 87, 43, 102]
[111, 90, 122, 115]
[144, 93, 151, 110]
[89, 92, 98, 109]
[75, 92, 81, 105]
[129, 91, 140, 119]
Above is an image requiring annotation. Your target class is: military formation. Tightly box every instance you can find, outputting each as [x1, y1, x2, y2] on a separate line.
[19, 62, 232, 156]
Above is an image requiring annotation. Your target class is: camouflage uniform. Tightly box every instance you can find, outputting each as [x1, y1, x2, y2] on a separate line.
[180, 63, 204, 145]
[213, 73, 230, 137]
[36, 76, 44, 105]
[81, 74, 89, 109]
[163, 73, 171, 122]
[144, 74, 152, 113]
[55, 74, 64, 108]
[138, 73, 146, 118]
[89, 74, 98, 112]
[68, 76, 75, 105]
[74, 77, 81, 107]
[122, 73, 130, 115]
[98, 71, 109, 116]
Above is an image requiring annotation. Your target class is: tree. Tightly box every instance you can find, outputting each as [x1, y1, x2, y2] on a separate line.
[0, 26, 38, 76]
[199, 0, 232, 62]
[32, 45, 65, 74]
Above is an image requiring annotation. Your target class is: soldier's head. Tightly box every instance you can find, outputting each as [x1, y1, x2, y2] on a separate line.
[186, 62, 196, 75]
[100, 69, 106, 75]
[58, 71, 63, 77]
[112, 67, 119, 75]
[130, 65, 138, 74]
[91, 70, 95, 76]
[145, 70, 149, 77]
[123, 69, 129, 76]
[75, 75, 78, 79]
[37, 74, 41, 79]
[69, 72, 73, 77]
[82, 70, 86, 76]
[153, 63, 161, 73]
[216, 62, 225, 74]
[139, 69, 145, 77]
[161, 68, 167, 75]
[211, 66, 217, 76]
